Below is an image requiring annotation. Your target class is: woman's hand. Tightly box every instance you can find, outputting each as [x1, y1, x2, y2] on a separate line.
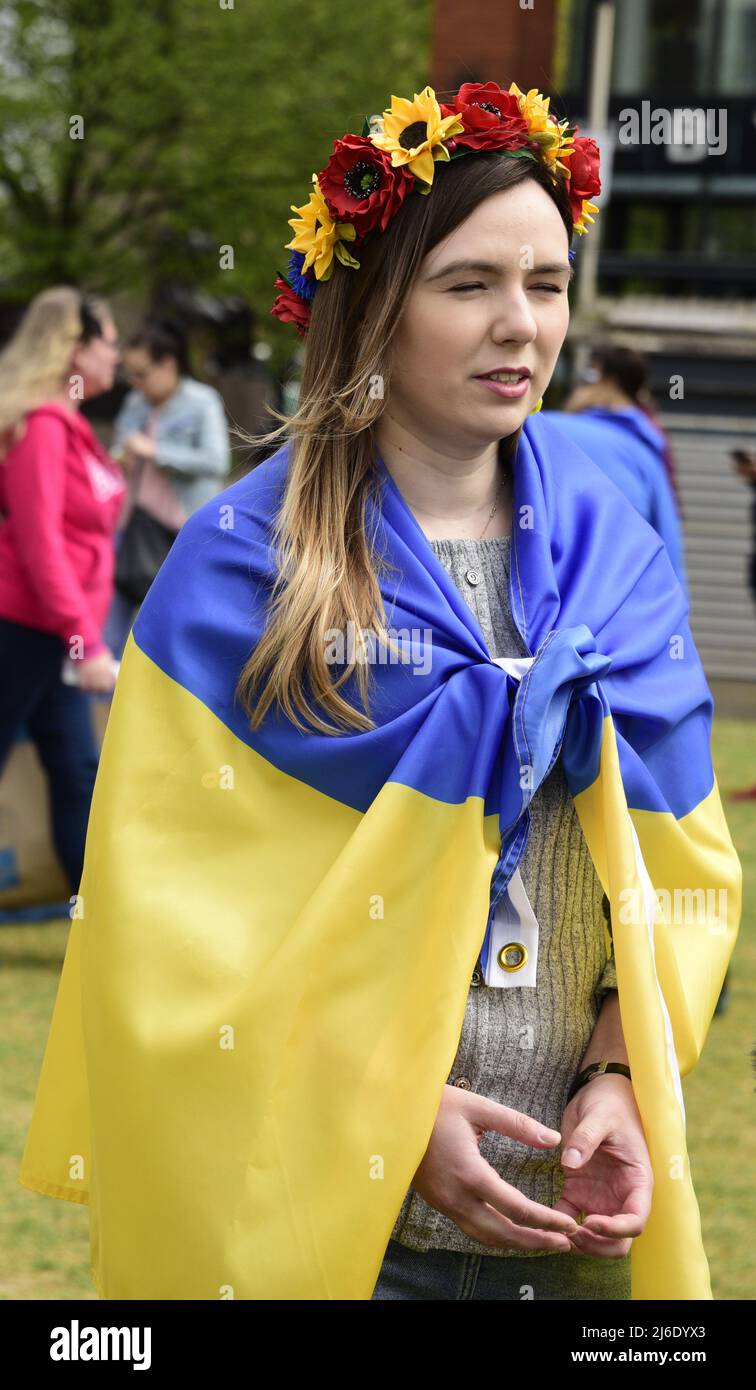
[76, 649, 118, 693]
[410, 1084, 581, 1252]
[122, 430, 155, 461]
[554, 1075, 653, 1258]
[115, 446, 139, 476]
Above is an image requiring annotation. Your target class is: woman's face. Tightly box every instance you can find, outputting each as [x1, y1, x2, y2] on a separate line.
[121, 347, 180, 405]
[385, 180, 571, 452]
[70, 315, 120, 399]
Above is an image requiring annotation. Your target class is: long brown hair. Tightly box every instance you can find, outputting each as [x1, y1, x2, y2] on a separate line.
[236, 148, 574, 736]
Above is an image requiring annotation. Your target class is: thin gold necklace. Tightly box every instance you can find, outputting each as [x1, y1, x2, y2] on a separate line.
[477, 468, 507, 540]
[402, 464, 508, 538]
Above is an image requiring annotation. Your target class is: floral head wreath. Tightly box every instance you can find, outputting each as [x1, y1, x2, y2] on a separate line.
[271, 81, 601, 339]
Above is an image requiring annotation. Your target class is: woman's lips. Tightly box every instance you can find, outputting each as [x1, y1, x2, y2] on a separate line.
[474, 375, 531, 399]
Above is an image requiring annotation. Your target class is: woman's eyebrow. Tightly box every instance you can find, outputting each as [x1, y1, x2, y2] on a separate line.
[425, 259, 575, 282]
[533, 261, 575, 279]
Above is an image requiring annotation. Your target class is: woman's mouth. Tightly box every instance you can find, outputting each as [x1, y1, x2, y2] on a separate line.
[474, 371, 531, 400]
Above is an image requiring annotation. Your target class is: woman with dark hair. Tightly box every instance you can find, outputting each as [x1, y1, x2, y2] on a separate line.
[21, 82, 740, 1303]
[104, 316, 230, 657]
[0, 287, 125, 895]
[546, 345, 688, 590]
[729, 448, 756, 803]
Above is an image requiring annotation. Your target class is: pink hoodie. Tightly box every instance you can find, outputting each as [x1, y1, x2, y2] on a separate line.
[0, 402, 127, 659]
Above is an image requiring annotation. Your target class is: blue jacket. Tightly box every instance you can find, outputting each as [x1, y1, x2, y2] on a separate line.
[545, 407, 687, 592]
[113, 377, 231, 520]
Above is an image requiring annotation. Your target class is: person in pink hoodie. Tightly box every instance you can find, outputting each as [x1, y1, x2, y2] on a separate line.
[0, 286, 126, 896]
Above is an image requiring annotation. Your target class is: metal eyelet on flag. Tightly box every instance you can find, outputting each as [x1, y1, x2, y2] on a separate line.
[498, 942, 528, 972]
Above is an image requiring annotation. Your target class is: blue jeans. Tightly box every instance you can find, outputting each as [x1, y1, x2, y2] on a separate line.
[0, 617, 100, 895]
[371, 1237, 632, 1301]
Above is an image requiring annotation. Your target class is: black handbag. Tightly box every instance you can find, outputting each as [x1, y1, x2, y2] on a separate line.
[114, 504, 180, 605]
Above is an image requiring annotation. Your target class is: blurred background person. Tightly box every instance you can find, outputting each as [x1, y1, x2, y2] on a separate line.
[201, 298, 281, 473]
[104, 316, 231, 660]
[732, 448, 756, 613]
[0, 287, 125, 897]
[729, 447, 756, 803]
[546, 345, 688, 592]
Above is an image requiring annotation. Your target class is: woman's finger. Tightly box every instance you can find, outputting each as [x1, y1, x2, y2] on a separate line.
[579, 1210, 645, 1238]
[468, 1094, 563, 1152]
[455, 1202, 577, 1253]
[471, 1165, 579, 1236]
[559, 1120, 608, 1170]
[568, 1227, 633, 1258]
[554, 1188, 649, 1250]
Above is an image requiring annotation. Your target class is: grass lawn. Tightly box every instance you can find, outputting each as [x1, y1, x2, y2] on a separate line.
[1, 716, 753, 1300]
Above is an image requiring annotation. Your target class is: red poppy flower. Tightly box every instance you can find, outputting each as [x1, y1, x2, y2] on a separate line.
[440, 82, 535, 154]
[563, 135, 601, 224]
[319, 134, 415, 237]
[271, 276, 311, 337]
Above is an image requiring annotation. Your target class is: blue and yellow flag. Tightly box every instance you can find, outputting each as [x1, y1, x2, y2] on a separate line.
[19, 413, 741, 1299]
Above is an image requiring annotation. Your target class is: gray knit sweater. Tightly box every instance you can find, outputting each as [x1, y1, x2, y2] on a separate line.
[390, 534, 617, 1257]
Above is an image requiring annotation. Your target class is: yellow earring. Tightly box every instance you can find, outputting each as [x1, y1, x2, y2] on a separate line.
[529, 396, 544, 414]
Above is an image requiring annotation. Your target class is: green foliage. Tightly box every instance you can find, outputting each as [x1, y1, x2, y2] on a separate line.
[0, 0, 429, 365]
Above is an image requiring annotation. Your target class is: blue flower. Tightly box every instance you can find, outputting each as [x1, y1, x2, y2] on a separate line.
[288, 251, 319, 303]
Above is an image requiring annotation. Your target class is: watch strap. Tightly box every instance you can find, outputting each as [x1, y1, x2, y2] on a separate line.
[566, 1060, 632, 1104]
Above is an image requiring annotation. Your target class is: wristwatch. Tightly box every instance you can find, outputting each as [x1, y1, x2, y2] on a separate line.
[566, 1059, 632, 1104]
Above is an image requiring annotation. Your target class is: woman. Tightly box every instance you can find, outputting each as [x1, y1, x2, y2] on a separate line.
[729, 448, 756, 803]
[0, 288, 125, 895]
[546, 345, 688, 590]
[202, 301, 281, 470]
[104, 317, 231, 657]
[19, 82, 740, 1301]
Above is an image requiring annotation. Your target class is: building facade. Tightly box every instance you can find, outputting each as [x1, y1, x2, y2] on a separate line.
[432, 0, 756, 691]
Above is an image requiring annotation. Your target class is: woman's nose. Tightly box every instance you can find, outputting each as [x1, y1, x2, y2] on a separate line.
[489, 293, 538, 343]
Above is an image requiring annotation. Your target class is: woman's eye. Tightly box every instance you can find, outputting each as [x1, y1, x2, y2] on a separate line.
[448, 282, 565, 294]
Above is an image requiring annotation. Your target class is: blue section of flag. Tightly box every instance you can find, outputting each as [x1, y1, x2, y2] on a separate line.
[133, 413, 715, 889]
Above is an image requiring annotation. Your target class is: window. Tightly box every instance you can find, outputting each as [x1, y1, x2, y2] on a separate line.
[718, 0, 756, 93]
[566, 0, 753, 96]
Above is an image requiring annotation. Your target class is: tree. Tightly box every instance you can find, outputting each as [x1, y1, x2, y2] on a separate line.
[0, 0, 429, 362]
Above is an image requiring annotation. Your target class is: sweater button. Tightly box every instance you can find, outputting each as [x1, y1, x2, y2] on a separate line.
[470, 968, 482, 988]
[465, 569, 481, 586]
[452, 1076, 472, 1089]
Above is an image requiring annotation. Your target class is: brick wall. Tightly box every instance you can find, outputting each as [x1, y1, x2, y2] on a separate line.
[431, 0, 558, 97]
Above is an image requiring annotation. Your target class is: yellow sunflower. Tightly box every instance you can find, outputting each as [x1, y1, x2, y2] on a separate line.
[369, 85, 464, 191]
[285, 176, 359, 281]
[573, 199, 600, 236]
[508, 81, 575, 178]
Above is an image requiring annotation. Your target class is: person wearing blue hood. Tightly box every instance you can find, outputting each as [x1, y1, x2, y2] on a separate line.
[545, 346, 688, 593]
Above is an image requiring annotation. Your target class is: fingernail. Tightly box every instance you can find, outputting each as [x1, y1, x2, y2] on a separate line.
[538, 1129, 560, 1143]
[562, 1148, 582, 1167]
